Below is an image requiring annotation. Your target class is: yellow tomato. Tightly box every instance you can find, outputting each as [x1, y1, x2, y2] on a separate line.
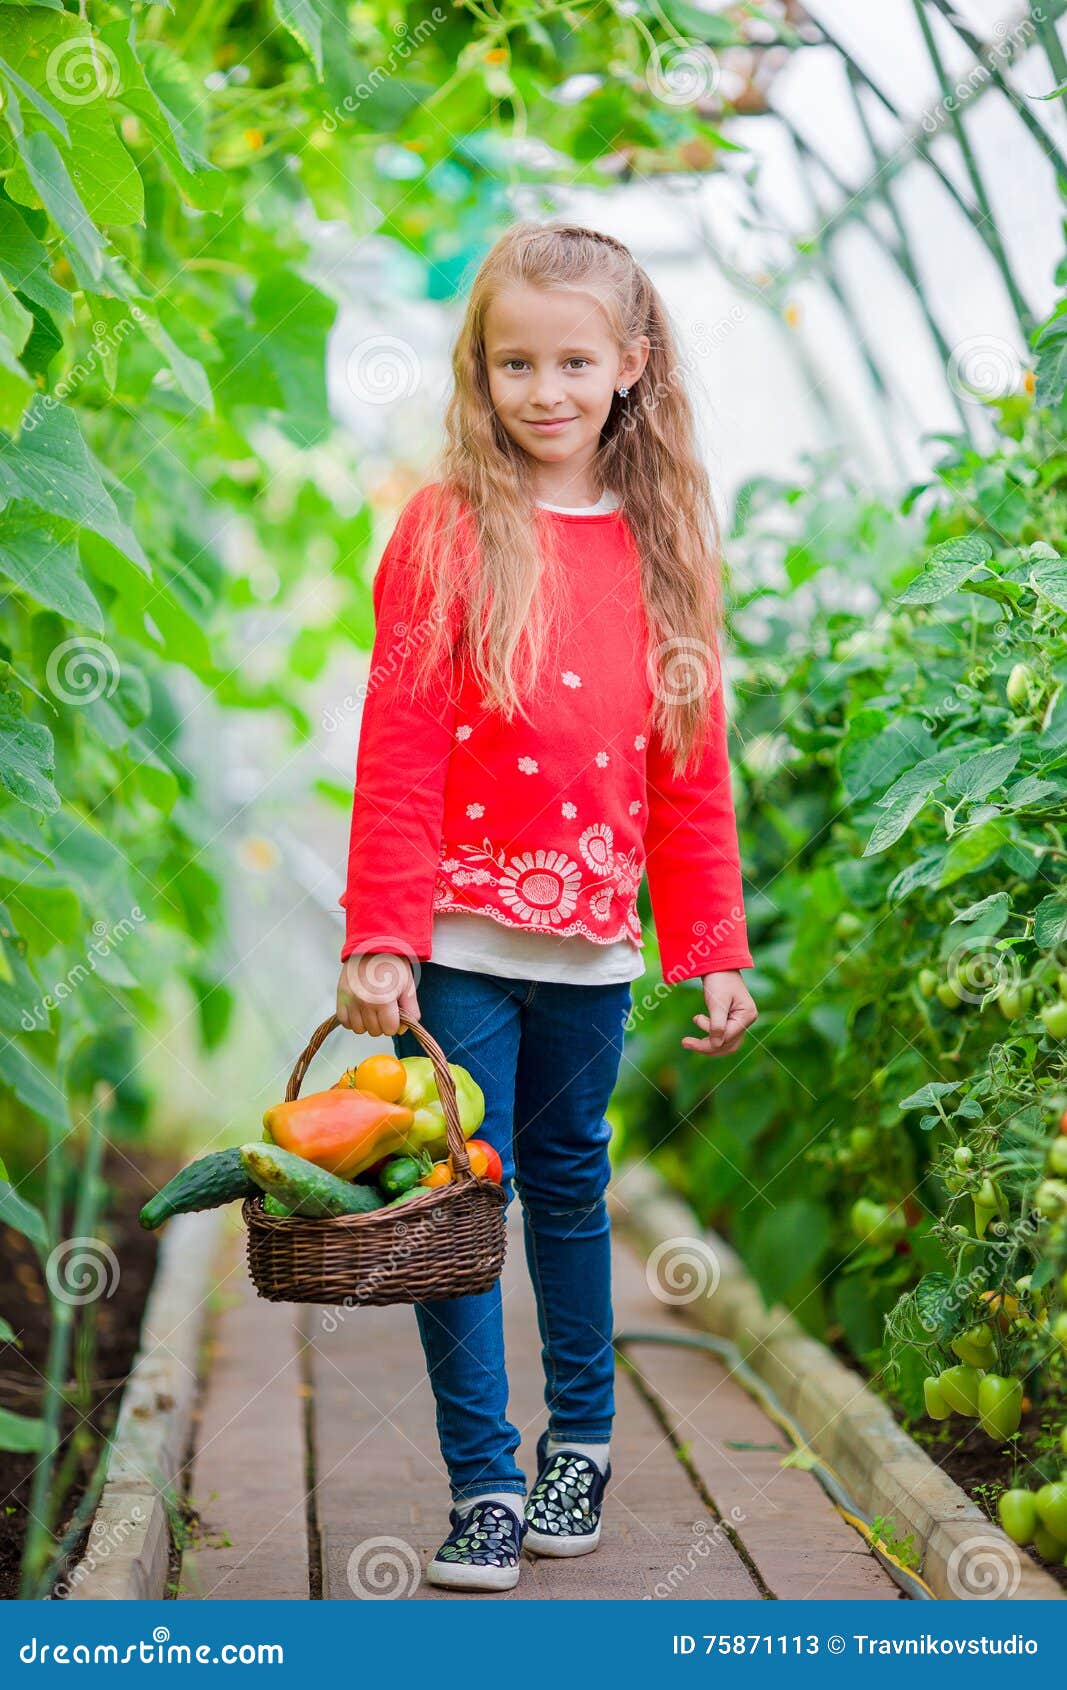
[422, 1161, 454, 1189]
[351, 1055, 408, 1103]
[980, 1289, 1020, 1332]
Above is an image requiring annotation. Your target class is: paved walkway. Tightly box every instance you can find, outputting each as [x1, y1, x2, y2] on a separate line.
[176, 1204, 903, 1602]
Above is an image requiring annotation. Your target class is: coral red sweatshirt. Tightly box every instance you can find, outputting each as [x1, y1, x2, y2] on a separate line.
[339, 485, 754, 983]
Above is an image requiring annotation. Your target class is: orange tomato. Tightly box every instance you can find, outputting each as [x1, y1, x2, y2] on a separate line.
[422, 1161, 454, 1189]
[349, 1054, 407, 1103]
[980, 1289, 1021, 1332]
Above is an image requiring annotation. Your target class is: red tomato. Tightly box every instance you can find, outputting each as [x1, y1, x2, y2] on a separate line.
[465, 1139, 503, 1182]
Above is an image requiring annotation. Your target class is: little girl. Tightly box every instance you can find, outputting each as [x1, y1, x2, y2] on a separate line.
[336, 220, 758, 1592]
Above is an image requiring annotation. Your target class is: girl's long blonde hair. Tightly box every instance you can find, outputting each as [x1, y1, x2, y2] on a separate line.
[402, 219, 727, 777]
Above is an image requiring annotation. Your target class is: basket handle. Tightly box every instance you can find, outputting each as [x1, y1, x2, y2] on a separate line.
[283, 1014, 474, 1180]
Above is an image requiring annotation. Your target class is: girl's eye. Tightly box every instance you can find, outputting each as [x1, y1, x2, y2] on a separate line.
[500, 358, 589, 371]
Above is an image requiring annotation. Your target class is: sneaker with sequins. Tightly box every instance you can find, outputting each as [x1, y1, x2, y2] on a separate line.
[425, 1498, 527, 1591]
[522, 1430, 610, 1557]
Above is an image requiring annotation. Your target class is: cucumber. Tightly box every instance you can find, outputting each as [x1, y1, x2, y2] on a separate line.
[140, 1148, 259, 1230]
[262, 1194, 297, 1217]
[240, 1144, 384, 1217]
[378, 1155, 423, 1199]
[386, 1187, 425, 1207]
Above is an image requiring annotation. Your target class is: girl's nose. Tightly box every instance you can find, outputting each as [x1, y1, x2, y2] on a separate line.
[529, 373, 564, 408]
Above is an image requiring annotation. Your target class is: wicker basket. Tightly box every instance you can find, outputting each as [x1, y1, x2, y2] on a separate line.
[243, 1013, 507, 1306]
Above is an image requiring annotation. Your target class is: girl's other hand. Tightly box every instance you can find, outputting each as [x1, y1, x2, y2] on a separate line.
[682, 970, 757, 1057]
[336, 952, 421, 1039]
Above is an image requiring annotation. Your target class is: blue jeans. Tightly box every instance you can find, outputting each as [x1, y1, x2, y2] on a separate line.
[391, 960, 632, 1504]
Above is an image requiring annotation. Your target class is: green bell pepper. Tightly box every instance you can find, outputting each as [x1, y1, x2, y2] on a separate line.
[1032, 1523, 1067, 1563]
[398, 1057, 485, 1156]
[977, 1372, 1022, 1441]
[950, 1324, 996, 1369]
[936, 1364, 983, 1417]
[923, 1375, 952, 1421]
[1035, 1480, 1067, 1543]
[997, 1489, 1037, 1546]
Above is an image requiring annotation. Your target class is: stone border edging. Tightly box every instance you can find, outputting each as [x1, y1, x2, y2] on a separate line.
[64, 1207, 229, 1601]
[612, 1162, 1064, 1603]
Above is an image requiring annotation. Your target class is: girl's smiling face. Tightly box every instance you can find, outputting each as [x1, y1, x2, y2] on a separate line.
[484, 283, 648, 493]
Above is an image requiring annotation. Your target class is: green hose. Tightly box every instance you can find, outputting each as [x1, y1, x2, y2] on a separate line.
[613, 1327, 936, 1602]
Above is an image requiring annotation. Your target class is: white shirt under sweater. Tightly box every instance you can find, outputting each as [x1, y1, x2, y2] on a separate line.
[429, 490, 647, 987]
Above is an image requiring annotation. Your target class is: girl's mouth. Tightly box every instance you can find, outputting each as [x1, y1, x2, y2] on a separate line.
[525, 417, 577, 432]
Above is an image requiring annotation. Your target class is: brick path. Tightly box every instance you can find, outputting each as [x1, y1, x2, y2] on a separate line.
[177, 1203, 903, 1602]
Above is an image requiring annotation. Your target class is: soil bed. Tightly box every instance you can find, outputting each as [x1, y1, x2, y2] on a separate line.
[911, 1409, 1067, 1592]
[0, 1147, 175, 1599]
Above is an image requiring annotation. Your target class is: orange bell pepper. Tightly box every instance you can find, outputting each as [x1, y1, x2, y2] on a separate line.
[262, 1088, 415, 1178]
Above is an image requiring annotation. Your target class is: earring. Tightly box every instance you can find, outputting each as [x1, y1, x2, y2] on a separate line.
[617, 384, 629, 399]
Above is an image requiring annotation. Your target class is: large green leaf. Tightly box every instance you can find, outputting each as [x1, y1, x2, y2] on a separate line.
[842, 714, 935, 804]
[0, 334, 34, 434]
[1, 9, 143, 225]
[944, 742, 1022, 801]
[937, 819, 1011, 887]
[895, 535, 992, 604]
[0, 1407, 45, 1453]
[0, 194, 72, 318]
[0, 1037, 70, 1135]
[0, 897, 47, 1026]
[747, 1199, 831, 1304]
[0, 273, 33, 358]
[0, 401, 148, 570]
[98, 21, 223, 211]
[0, 686, 59, 815]
[6, 123, 106, 284]
[213, 268, 336, 448]
[1034, 893, 1067, 948]
[272, 0, 326, 76]
[0, 506, 104, 629]
[1034, 304, 1067, 409]
[2, 876, 81, 954]
[0, 1175, 51, 1258]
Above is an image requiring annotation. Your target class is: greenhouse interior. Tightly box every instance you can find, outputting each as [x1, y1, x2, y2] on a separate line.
[1, 0, 1067, 1621]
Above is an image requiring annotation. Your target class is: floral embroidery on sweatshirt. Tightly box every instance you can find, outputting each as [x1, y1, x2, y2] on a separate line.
[433, 834, 644, 944]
